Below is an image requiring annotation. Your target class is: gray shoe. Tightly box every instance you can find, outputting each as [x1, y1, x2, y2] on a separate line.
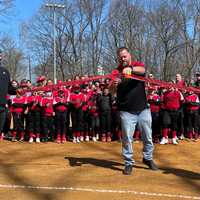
[143, 158, 158, 170]
[123, 165, 133, 175]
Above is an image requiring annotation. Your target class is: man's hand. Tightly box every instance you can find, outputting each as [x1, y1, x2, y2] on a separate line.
[122, 67, 132, 76]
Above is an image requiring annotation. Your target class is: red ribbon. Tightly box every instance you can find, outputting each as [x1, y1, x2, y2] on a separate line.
[122, 73, 200, 94]
[21, 70, 200, 94]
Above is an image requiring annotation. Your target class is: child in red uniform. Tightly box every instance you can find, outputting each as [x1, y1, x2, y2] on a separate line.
[27, 92, 42, 143]
[160, 87, 184, 145]
[184, 91, 200, 140]
[88, 93, 100, 142]
[81, 84, 91, 142]
[53, 88, 69, 143]
[10, 89, 27, 141]
[69, 85, 85, 143]
[147, 86, 161, 143]
[40, 90, 54, 142]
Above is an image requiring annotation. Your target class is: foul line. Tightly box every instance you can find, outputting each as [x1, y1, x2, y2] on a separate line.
[0, 184, 199, 199]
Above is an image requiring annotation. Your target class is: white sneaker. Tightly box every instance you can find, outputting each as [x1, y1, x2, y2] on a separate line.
[85, 136, 90, 142]
[179, 134, 185, 140]
[36, 137, 40, 143]
[73, 137, 77, 143]
[80, 136, 84, 142]
[76, 137, 80, 143]
[29, 137, 34, 143]
[172, 138, 178, 145]
[160, 137, 168, 145]
[92, 136, 97, 142]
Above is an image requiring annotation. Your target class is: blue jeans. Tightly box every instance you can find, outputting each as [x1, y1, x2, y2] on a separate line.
[120, 109, 154, 166]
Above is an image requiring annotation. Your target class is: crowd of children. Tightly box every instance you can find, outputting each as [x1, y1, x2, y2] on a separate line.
[0, 72, 200, 145]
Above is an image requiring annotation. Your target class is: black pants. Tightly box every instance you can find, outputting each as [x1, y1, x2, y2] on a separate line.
[186, 110, 199, 133]
[41, 116, 54, 140]
[100, 110, 111, 133]
[151, 112, 161, 138]
[13, 112, 24, 132]
[90, 115, 100, 130]
[162, 110, 179, 131]
[71, 108, 84, 132]
[55, 111, 67, 136]
[28, 111, 41, 133]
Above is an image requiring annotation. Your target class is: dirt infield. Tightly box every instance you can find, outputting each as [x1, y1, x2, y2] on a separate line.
[0, 139, 199, 200]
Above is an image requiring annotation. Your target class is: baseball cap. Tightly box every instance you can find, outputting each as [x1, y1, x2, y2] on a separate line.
[37, 75, 46, 83]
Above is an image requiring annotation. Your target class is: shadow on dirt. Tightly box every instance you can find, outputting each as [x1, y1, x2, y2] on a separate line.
[65, 156, 148, 172]
[65, 156, 123, 171]
[161, 167, 200, 180]
[65, 156, 124, 171]
[0, 146, 74, 200]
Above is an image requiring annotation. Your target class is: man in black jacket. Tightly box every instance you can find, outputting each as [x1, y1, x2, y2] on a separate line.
[116, 47, 158, 175]
[0, 50, 13, 139]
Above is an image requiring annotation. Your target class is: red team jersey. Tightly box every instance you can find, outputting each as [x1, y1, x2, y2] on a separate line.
[147, 93, 160, 113]
[40, 97, 54, 116]
[70, 92, 85, 109]
[53, 96, 68, 112]
[163, 90, 184, 110]
[185, 93, 199, 111]
[27, 95, 42, 111]
[11, 96, 27, 113]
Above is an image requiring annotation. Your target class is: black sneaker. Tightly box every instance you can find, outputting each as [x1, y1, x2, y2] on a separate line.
[123, 165, 133, 175]
[143, 158, 158, 170]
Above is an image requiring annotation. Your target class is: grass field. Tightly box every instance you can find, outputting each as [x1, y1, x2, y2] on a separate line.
[0, 139, 199, 200]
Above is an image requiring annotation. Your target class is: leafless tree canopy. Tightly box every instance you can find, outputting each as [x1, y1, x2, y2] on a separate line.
[0, 0, 14, 22]
[0, 0, 27, 81]
[0, 36, 27, 80]
[18, 0, 200, 81]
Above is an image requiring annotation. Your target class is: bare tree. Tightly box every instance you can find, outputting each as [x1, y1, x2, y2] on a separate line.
[104, 0, 148, 71]
[0, 0, 14, 23]
[146, 0, 186, 80]
[78, 0, 108, 74]
[0, 36, 26, 80]
[20, 0, 200, 82]
[177, 0, 200, 80]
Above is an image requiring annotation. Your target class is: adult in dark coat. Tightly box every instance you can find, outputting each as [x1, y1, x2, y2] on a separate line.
[0, 50, 15, 138]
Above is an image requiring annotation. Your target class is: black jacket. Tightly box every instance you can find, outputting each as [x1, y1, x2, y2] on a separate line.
[0, 65, 11, 105]
[97, 93, 112, 112]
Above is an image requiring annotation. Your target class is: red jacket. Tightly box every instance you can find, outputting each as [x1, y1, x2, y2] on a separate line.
[163, 90, 184, 110]
[147, 93, 160, 113]
[40, 97, 54, 116]
[53, 96, 68, 112]
[88, 99, 99, 117]
[27, 95, 42, 111]
[70, 92, 85, 109]
[185, 93, 199, 111]
[11, 96, 27, 113]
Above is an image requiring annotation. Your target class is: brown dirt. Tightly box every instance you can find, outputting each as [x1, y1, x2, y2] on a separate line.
[0, 139, 199, 200]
